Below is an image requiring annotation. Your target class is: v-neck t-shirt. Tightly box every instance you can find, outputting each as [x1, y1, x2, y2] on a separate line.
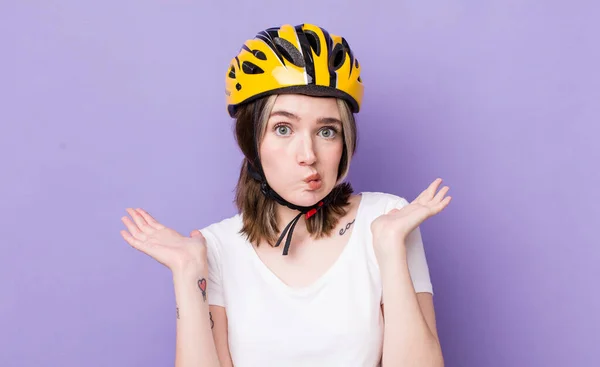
[198, 191, 434, 367]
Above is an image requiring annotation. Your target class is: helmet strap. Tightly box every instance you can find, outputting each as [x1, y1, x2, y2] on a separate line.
[246, 162, 330, 255]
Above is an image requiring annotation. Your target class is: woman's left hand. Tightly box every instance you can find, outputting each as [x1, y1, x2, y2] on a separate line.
[371, 178, 452, 255]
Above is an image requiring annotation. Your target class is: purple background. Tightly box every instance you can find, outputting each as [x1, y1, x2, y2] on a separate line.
[2, 1, 599, 366]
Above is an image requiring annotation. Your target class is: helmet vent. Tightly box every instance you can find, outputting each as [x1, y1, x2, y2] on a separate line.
[273, 37, 305, 67]
[330, 44, 346, 70]
[304, 30, 321, 57]
[242, 61, 264, 74]
[252, 49, 267, 60]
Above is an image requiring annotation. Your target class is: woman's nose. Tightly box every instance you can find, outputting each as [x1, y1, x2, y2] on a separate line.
[296, 135, 316, 165]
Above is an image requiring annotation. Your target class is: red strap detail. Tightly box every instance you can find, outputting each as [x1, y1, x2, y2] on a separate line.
[306, 201, 324, 219]
[306, 208, 317, 219]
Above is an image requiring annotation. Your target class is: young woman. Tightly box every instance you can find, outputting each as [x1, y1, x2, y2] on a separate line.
[121, 23, 450, 367]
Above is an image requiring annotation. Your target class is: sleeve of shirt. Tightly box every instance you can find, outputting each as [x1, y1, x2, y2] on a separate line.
[198, 227, 226, 307]
[386, 196, 434, 295]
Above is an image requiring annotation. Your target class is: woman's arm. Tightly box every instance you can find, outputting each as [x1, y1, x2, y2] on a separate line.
[378, 246, 444, 367]
[210, 305, 234, 367]
[369, 179, 451, 366]
[120, 209, 234, 367]
[173, 268, 221, 367]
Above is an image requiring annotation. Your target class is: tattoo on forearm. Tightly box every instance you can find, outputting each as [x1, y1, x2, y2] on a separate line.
[176, 307, 180, 319]
[198, 278, 207, 302]
[209, 312, 214, 329]
[339, 219, 355, 235]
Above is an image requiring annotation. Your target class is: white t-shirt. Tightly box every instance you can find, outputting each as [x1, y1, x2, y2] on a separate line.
[199, 191, 433, 367]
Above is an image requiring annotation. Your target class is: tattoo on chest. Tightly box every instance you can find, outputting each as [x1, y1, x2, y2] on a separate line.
[339, 218, 356, 235]
[198, 278, 207, 302]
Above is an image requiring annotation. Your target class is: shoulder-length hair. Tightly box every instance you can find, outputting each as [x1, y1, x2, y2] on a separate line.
[233, 94, 358, 247]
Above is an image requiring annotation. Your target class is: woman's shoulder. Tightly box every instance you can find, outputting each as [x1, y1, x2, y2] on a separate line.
[198, 212, 244, 247]
[357, 191, 410, 212]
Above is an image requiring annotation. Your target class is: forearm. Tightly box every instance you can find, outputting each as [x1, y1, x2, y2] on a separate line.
[173, 268, 220, 367]
[379, 247, 443, 367]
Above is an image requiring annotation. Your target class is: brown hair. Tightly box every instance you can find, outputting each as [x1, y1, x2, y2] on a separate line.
[233, 94, 357, 247]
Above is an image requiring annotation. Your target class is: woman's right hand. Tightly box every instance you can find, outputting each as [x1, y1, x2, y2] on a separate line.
[120, 208, 207, 275]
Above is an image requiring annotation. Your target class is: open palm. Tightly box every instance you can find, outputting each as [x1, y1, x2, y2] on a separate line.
[371, 178, 452, 245]
[120, 208, 207, 272]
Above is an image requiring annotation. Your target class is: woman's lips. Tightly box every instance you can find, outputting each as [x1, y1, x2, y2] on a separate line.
[306, 179, 322, 190]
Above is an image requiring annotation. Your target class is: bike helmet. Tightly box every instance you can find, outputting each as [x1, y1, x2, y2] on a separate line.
[225, 23, 364, 117]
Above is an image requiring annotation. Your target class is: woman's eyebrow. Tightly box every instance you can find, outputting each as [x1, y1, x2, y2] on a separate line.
[269, 110, 342, 125]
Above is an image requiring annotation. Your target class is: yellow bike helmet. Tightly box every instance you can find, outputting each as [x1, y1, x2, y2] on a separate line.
[225, 23, 364, 117]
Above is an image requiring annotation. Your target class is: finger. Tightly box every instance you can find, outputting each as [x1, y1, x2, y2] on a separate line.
[432, 196, 452, 213]
[433, 186, 450, 203]
[121, 216, 147, 241]
[120, 230, 144, 251]
[126, 208, 154, 233]
[416, 178, 443, 201]
[136, 208, 165, 230]
[428, 178, 443, 195]
[190, 230, 207, 244]
[190, 229, 204, 238]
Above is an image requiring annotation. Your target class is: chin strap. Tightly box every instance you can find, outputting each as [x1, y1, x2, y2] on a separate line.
[247, 162, 330, 255]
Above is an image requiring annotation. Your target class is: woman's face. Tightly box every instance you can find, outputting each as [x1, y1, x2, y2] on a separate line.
[259, 94, 344, 206]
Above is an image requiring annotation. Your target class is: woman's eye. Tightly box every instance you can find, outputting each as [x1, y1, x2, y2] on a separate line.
[319, 128, 337, 138]
[275, 125, 290, 135]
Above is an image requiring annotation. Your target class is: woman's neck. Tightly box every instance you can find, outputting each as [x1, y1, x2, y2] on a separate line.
[274, 204, 309, 240]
